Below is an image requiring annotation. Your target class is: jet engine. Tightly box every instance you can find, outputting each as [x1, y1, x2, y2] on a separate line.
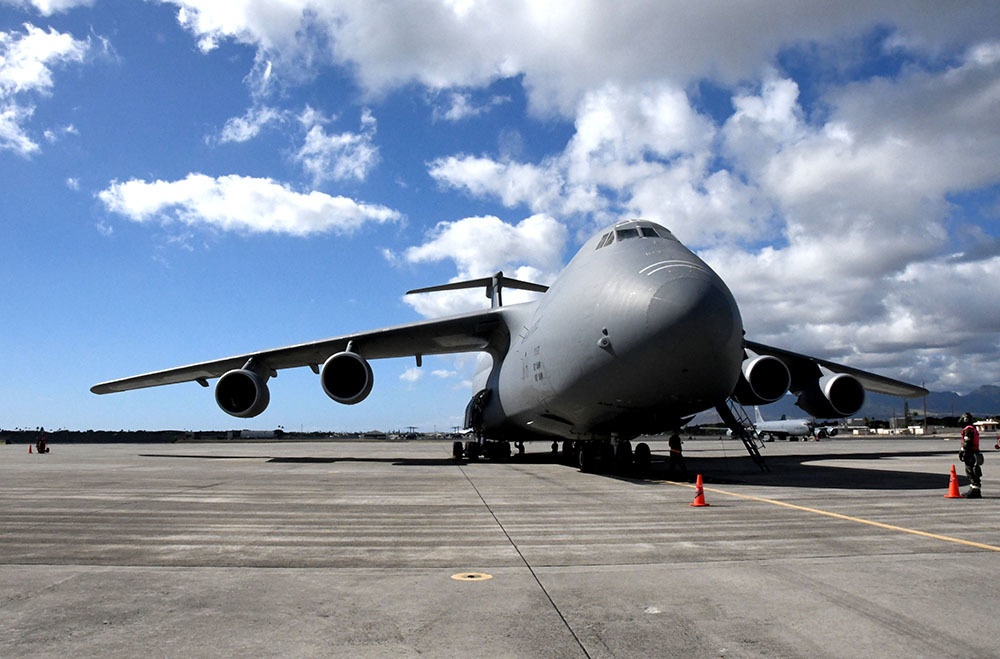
[321, 351, 374, 405]
[795, 368, 865, 418]
[215, 368, 270, 418]
[732, 352, 790, 405]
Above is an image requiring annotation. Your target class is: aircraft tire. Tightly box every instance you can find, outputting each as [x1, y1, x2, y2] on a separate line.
[601, 442, 615, 474]
[452, 441, 463, 460]
[464, 441, 481, 461]
[562, 441, 579, 466]
[578, 443, 598, 473]
[615, 440, 632, 474]
[634, 442, 651, 475]
[484, 440, 510, 461]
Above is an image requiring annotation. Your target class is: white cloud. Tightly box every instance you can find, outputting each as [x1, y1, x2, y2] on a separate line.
[0, 23, 87, 95]
[405, 213, 566, 276]
[97, 173, 402, 237]
[0, 103, 38, 154]
[401, 214, 566, 317]
[214, 105, 285, 144]
[432, 91, 508, 122]
[399, 367, 422, 383]
[0, 0, 94, 15]
[693, 57, 997, 387]
[429, 155, 572, 216]
[428, 82, 770, 242]
[43, 122, 77, 144]
[295, 108, 379, 184]
[0, 23, 89, 155]
[82, 2, 1000, 392]
[171, 1, 306, 53]
[417, 47, 1000, 390]
[159, 2, 1000, 115]
[400, 366, 459, 384]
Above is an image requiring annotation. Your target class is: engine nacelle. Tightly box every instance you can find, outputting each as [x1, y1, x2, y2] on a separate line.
[732, 353, 790, 405]
[215, 368, 270, 418]
[321, 351, 373, 405]
[796, 369, 865, 418]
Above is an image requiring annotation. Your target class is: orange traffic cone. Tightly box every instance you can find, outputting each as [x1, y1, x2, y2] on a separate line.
[28, 443, 32, 454]
[944, 464, 961, 499]
[691, 473, 710, 507]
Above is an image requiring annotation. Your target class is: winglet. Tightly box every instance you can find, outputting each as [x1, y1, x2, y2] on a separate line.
[406, 271, 547, 308]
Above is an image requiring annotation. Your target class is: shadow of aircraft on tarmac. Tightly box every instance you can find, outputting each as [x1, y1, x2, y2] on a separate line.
[139, 453, 469, 467]
[140, 445, 961, 491]
[646, 448, 960, 491]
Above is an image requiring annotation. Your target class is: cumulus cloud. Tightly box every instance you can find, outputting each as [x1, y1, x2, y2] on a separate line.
[399, 366, 459, 383]
[159, 2, 1000, 115]
[405, 213, 566, 276]
[213, 105, 285, 144]
[98, 3, 1000, 390]
[428, 82, 773, 242]
[0, 0, 94, 14]
[432, 90, 509, 122]
[295, 107, 379, 184]
[97, 173, 402, 236]
[400, 214, 566, 317]
[703, 47, 1000, 355]
[399, 367, 422, 383]
[429, 155, 575, 216]
[418, 44, 999, 389]
[0, 23, 89, 155]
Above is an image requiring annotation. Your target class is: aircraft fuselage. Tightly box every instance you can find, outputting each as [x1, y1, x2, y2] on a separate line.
[484, 220, 745, 441]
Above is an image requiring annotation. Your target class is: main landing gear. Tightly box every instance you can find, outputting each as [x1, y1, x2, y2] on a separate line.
[451, 437, 651, 476]
[452, 439, 511, 462]
[568, 439, 651, 476]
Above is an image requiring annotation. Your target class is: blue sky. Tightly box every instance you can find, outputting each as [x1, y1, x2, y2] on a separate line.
[2, 1, 999, 432]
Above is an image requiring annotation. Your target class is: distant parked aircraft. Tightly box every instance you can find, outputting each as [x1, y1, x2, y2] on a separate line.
[753, 406, 814, 441]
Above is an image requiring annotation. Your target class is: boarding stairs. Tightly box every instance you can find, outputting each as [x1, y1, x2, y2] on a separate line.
[716, 398, 769, 472]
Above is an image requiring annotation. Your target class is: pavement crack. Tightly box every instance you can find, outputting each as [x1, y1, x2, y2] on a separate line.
[459, 464, 592, 659]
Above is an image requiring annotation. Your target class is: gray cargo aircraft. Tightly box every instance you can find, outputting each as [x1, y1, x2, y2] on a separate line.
[752, 406, 815, 441]
[92, 219, 926, 471]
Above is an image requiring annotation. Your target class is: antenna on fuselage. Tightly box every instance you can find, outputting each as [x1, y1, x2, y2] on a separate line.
[406, 271, 548, 309]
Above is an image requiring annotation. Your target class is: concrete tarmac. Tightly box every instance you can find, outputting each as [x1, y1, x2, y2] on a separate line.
[2, 438, 998, 658]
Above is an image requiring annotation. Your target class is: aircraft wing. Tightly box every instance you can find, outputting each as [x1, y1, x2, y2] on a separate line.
[745, 340, 928, 398]
[91, 308, 504, 395]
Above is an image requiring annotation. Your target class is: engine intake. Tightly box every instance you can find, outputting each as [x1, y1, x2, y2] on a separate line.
[796, 368, 865, 418]
[215, 368, 270, 418]
[732, 353, 790, 405]
[321, 351, 373, 405]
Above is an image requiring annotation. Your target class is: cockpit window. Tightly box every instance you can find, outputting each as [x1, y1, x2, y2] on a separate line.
[600, 220, 678, 246]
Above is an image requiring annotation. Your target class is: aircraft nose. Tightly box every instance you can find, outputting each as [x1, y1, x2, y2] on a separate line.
[645, 265, 743, 382]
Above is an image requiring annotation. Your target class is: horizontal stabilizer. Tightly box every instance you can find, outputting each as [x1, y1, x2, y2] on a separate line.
[407, 271, 547, 308]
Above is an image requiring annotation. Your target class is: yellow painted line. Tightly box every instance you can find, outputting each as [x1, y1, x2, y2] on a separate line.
[667, 480, 1000, 553]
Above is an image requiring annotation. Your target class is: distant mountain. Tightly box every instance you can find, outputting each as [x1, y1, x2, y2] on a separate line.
[756, 385, 1000, 422]
[923, 385, 1000, 418]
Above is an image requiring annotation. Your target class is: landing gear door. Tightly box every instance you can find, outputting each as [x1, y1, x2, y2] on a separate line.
[465, 388, 491, 437]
